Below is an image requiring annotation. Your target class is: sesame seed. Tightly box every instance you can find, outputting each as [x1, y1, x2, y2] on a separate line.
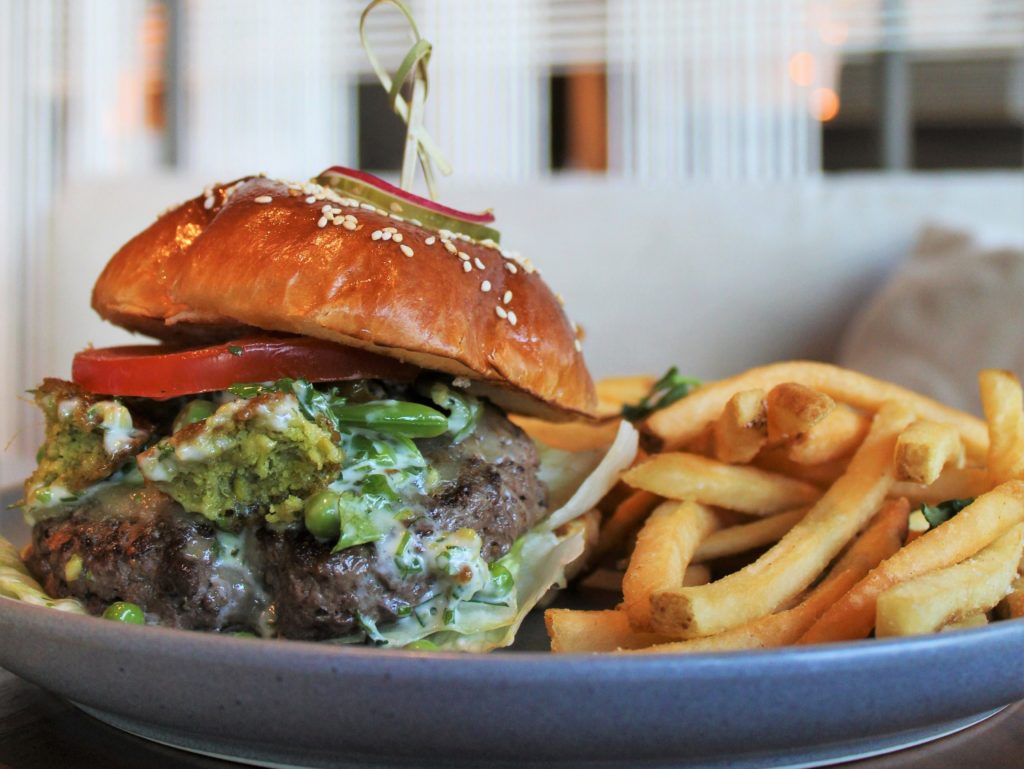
[505, 263, 518, 274]
[305, 196, 317, 204]
[480, 280, 491, 292]
[317, 216, 328, 228]
[381, 231, 393, 241]
[321, 204, 333, 214]
[556, 293, 566, 305]
[410, 218, 422, 227]
[371, 230, 383, 241]
[495, 306, 508, 319]
[473, 257, 485, 270]
[425, 236, 436, 246]
[390, 214, 404, 223]
[343, 220, 358, 231]
[400, 244, 414, 257]
[507, 311, 518, 326]
[502, 290, 512, 304]
[575, 339, 583, 352]
[254, 195, 273, 204]
[444, 241, 458, 255]
[458, 251, 470, 261]
[360, 202, 376, 211]
[462, 261, 472, 273]
[384, 227, 397, 233]
[393, 233, 404, 243]
[333, 218, 343, 225]
[203, 196, 215, 210]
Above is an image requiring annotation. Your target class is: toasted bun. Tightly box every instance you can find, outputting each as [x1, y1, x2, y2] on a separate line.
[92, 177, 597, 419]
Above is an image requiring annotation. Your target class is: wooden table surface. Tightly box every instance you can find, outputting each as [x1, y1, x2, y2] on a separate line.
[1, 667, 1021, 769]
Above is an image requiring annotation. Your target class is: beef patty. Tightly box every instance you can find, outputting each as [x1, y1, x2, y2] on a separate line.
[26, 402, 547, 639]
[261, 403, 548, 639]
[26, 484, 266, 631]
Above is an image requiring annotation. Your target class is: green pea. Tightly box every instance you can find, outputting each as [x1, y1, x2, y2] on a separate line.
[304, 490, 341, 540]
[103, 601, 145, 624]
[331, 401, 449, 438]
[172, 399, 217, 433]
[405, 639, 439, 651]
[488, 563, 515, 596]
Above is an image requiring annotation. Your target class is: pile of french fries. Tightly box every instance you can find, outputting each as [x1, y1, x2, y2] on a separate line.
[545, 362, 1024, 654]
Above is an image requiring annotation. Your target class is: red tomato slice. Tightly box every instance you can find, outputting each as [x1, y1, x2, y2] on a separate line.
[72, 336, 418, 399]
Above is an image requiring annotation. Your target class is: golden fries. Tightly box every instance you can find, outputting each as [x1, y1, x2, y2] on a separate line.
[622, 500, 718, 631]
[693, 507, 807, 563]
[596, 375, 657, 417]
[893, 420, 964, 485]
[890, 467, 991, 506]
[633, 499, 908, 653]
[550, 361, 1024, 656]
[623, 453, 820, 515]
[754, 448, 849, 487]
[713, 389, 767, 464]
[648, 401, 915, 639]
[941, 613, 989, 631]
[645, 361, 988, 460]
[800, 480, 1024, 644]
[511, 415, 623, 452]
[980, 369, 1024, 485]
[765, 383, 835, 443]
[785, 404, 870, 465]
[546, 609, 671, 653]
[592, 489, 661, 564]
[996, 577, 1024, 619]
[875, 523, 1024, 637]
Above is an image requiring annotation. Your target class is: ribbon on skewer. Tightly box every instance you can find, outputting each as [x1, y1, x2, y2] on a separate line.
[359, 0, 452, 199]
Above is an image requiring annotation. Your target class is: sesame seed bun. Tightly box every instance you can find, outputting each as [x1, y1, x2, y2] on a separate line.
[92, 176, 597, 420]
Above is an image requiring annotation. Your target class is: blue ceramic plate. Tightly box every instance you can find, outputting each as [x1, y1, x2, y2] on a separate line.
[3, 486, 1023, 769]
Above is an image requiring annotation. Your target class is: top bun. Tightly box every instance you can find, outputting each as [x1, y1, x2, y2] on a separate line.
[92, 176, 597, 419]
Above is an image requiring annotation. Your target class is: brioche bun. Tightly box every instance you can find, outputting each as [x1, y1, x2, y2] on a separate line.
[92, 176, 597, 419]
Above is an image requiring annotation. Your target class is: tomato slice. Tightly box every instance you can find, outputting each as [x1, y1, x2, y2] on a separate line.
[72, 336, 418, 399]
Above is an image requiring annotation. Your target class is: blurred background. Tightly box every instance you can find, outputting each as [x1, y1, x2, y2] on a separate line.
[1, 0, 1023, 484]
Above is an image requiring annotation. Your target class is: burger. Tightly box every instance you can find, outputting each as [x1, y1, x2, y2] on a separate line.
[13, 169, 637, 650]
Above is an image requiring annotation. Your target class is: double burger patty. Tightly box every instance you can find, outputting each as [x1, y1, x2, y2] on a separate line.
[25, 403, 548, 639]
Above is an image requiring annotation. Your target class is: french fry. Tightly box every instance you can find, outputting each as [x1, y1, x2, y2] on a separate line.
[693, 507, 808, 563]
[875, 523, 1024, 637]
[683, 564, 711, 586]
[546, 609, 671, 653]
[765, 383, 835, 443]
[623, 453, 820, 516]
[996, 577, 1024, 619]
[754, 448, 848, 487]
[786, 404, 871, 465]
[893, 420, 964, 485]
[799, 480, 1024, 644]
[645, 361, 988, 461]
[980, 369, 1024, 485]
[622, 500, 718, 631]
[596, 374, 657, 413]
[633, 499, 908, 653]
[592, 489, 661, 564]
[941, 613, 989, 631]
[579, 564, 708, 593]
[713, 389, 767, 464]
[890, 466, 991, 506]
[649, 401, 916, 639]
[510, 415, 622, 452]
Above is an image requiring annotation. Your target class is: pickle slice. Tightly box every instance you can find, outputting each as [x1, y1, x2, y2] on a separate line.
[317, 166, 501, 244]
